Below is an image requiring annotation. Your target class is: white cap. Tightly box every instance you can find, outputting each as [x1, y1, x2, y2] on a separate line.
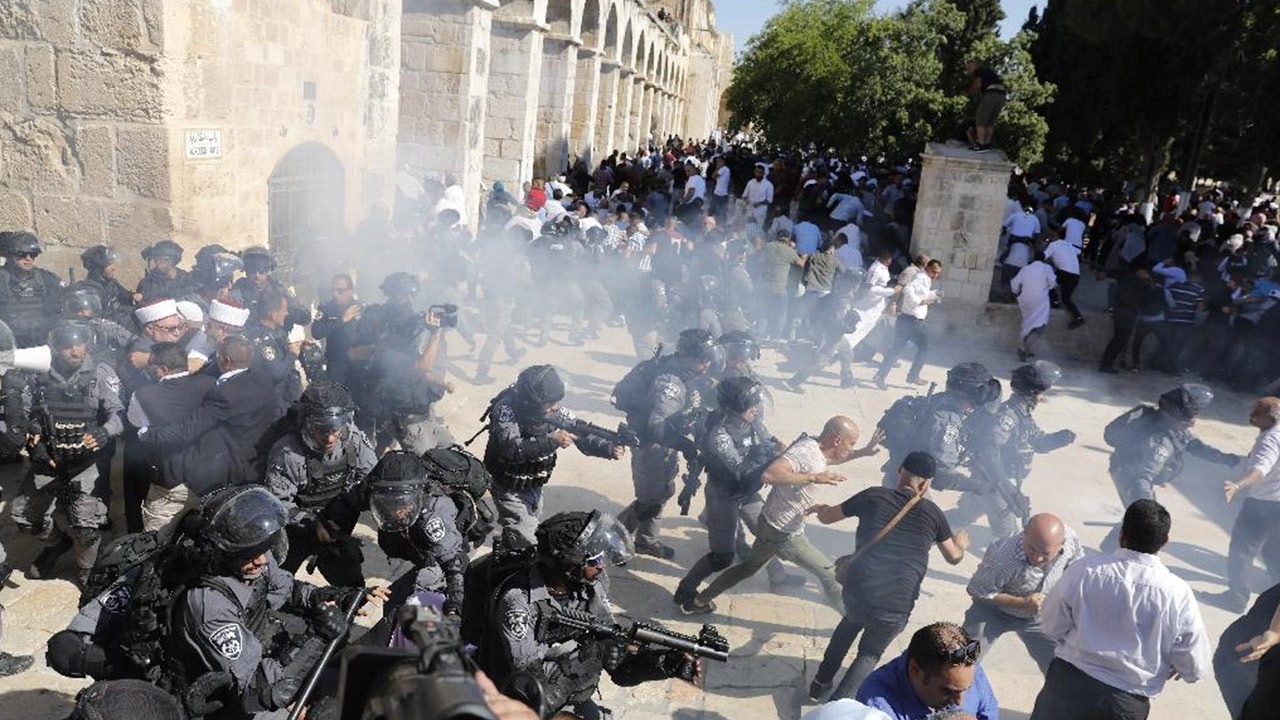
[135, 299, 179, 325]
[175, 300, 203, 324]
[209, 299, 250, 327]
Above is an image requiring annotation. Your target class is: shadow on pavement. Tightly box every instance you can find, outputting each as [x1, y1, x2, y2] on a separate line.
[0, 688, 77, 720]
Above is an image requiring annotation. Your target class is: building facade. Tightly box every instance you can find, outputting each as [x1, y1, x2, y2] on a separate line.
[0, 0, 731, 279]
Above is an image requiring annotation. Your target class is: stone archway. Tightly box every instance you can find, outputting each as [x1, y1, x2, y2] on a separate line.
[267, 142, 344, 287]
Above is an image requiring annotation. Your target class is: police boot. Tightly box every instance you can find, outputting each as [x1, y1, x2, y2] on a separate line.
[26, 535, 73, 580]
[634, 538, 676, 560]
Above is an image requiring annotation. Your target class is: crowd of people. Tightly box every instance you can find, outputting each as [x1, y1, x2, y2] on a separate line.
[0, 135, 1273, 720]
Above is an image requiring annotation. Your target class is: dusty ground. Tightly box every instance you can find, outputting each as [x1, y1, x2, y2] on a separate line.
[0, 301, 1259, 720]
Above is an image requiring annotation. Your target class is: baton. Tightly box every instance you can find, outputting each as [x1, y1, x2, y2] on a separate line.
[287, 588, 368, 720]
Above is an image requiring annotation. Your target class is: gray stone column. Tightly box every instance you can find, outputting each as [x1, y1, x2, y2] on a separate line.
[595, 59, 620, 157]
[536, 35, 578, 178]
[630, 77, 648, 151]
[571, 47, 602, 168]
[615, 68, 635, 154]
[910, 142, 1015, 303]
[485, 15, 546, 189]
[400, 0, 497, 229]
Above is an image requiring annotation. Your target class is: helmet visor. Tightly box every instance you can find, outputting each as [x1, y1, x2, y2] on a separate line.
[209, 488, 287, 558]
[48, 323, 92, 351]
[370, 485, 427, 532]
[576, 512, 634, 567]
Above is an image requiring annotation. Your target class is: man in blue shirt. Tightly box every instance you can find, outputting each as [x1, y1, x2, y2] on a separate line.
[857, 622, 999, 720]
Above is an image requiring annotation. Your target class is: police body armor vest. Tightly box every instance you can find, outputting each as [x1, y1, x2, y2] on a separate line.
[0, 269, 53, 346]
[484, 396, 558, 490]
[293, 438, 362, 511]
[35, 363, 101, 474]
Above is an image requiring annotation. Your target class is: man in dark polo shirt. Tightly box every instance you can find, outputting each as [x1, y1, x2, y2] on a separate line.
[807, 451, 971, 702]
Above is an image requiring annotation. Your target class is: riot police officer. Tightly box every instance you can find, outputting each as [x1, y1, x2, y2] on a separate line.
[245, 285, 301, 415]
[0, 232, 64, 348]
[14, 321, 124, 584]
[674, 376, 781, 612]
[474, 229, 529, 385]
[165, 487, 382, 719]
[181, 249, 244, 314]
[715, 330, 774, 418]
[363, 451, 468, 614]
[483, 510, 696, 719]
[880, 361, 996, 492]
[61, 287, 136, 361]
[76, 246, 134, 327]
[233, 246, 311, 330]
[0, 354, 32, 676]
[135, 240, 188, 303]
[953, 361, 1076, 537]
[1101, 384, 1241, 547]
[369, 296, 455, 453]
[483, 365, 622, 544]
[264, 382, 376, 586]
[616, 328, 720, 559]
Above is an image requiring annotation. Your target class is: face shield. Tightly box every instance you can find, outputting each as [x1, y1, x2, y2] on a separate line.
[208, 487, 288, 562]
[369, 484, 428, 532]
[575, 512, 634, 567]
[302, 407, 354, 451]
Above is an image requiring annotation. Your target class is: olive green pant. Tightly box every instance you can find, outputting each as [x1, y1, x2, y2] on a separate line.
[697, 519, 843, 612]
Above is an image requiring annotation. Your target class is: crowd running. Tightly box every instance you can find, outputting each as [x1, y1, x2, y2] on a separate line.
[0, 132, 1274, 720]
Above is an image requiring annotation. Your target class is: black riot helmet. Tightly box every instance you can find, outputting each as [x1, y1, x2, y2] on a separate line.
[3, 232, 41, 257]
[204, 487, 288, 562]
[148, 240, 184, 263]
[240, 245, 274, 274]
[197, 251, 243, 286]
[717, 330, 761, 365]
[1159, 384, 1214, 422]
[48, 321, 92, 351]
[298, 382, 355, 450]
[945, 362, 994, 403]
[194, 243, 231, 267]
[379, 271, 420, 301]
[675, 328, 721, 366]
[1011, 361, 1062, 396]
[79, 245, 118, 272]
[62, 287, 104, 319]
[536, 510, 634, 572]
[717, 375, 765, 415]
[514, 365, 565, 415]
[366, 451, 431, 532]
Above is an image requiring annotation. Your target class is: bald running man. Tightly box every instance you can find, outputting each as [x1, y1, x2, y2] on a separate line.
[963, 513, 1084, 672]
[684, 416, 883, 614]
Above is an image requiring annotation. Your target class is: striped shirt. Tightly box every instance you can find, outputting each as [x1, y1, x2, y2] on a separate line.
[966, 526, 1083, 619]
[1164, 281, 1205, 324]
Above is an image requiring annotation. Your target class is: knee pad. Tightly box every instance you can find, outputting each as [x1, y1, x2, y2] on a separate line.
[636, 503, 663, 523]
[47, 631, 107, 679]
[69, 524, 101, 546]
[708, 552, 736, 572]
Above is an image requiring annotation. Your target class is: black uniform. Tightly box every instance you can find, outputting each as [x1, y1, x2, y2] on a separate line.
[0, 264, 64, 348]
[245, 321, 301, 416]
[136, 269, 189, 305]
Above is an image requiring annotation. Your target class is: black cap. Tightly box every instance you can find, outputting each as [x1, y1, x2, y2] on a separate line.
[516, 364, 566, 406]
[902, 451, 937, 479]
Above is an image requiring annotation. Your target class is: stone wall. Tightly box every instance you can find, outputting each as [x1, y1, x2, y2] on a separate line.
[0, 0, 168, 280]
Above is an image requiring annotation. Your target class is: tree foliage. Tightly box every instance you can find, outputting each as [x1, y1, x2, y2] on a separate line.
[727, 0, 1054, 167]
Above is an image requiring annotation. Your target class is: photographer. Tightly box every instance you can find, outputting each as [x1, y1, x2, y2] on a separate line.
[482, 511, 701, 719]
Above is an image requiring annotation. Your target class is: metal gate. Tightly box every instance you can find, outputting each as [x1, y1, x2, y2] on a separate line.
[267, 142, 345, 293]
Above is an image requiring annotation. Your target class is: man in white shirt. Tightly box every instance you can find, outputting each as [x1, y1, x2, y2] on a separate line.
[1011, 256, 1058, 361]
[742, 164, 774, 228]
[1043, 231, 1085, 328]
[873, 259, 942, 389]
[710, 156, 732, 221]
[1030, 499, 1211, 720]
[685, 416, 881, 614]
[676, 160, 707, 226]
[1204, 397, 1280, 612]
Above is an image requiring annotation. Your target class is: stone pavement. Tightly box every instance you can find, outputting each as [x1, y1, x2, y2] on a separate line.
[0, 314, 1256, 719]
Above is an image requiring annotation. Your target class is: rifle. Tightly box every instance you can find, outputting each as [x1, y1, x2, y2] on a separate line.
[287, 588, 368, 720]
[676, 447, 704, 517]
[989, 475, 1031, 528]
[545, 410, 641, 448]
[547, 607, 729, 681]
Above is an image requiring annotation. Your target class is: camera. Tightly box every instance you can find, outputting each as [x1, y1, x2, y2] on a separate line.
[337, 603, 494, 720]
[429, 304, 459, 329]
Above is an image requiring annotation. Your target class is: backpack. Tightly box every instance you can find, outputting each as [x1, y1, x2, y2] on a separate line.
[876, 391, 934, 452]
[79, 527, 208, 681]
[459, 545, 538, 654]
[1103, 404, 1158, 448]
[421, 445, 496, 545]
[611, 350, 668, 417]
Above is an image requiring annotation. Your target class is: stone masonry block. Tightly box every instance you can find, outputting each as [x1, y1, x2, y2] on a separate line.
[105, 200, 172, 246]
[1, 116, 80, 192]
[79, 0, 145, 49]
[115, 127, 169, 199]
[0, 47, 23, 113]
[426, 46, 465, 74]
[77, 125, 114, 197]
[32, 194, 105, 244]
[0, 3, 40, 40]
[403, 43, 426, 71]
[37, 0, 78, 44]
[0, 192, 32, 230]
[25, 44, 56, 110]
[140, 0, 163, 47]
[57, 49, 162, 121]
